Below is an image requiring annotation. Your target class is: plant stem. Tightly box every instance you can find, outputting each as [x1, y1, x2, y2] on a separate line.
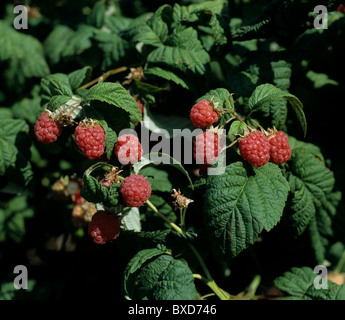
[77, 66, 128, 90]
[145, 199, 183, 234]
[334, 250, 345, 273]
[188, 244, 230, 300]
[246, 274, 261, 299]
[145, 199, 230, 300]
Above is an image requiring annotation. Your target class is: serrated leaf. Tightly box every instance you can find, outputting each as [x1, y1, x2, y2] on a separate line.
[62, 24, 95, 58]
[68, 66, 92, 91]
[123, 247, 167, 295]
[0, 21, 50, 89]
[287, 138, 340, 262]
[274, 266, 345, 300]
[126, 254, 198, 300]
[44, 25, 75, 65]
[0, 195, 34, 243]
[40, 74, 72, 101]
[98, 120, 117, 160]
[248, 83, 307, 136]
[204, 162, 289, 259]
[228, 120, 247, 141]
[0, 119, 29, 176]
[197, 88, 234, 109]
[87, 1, 106, 28]
[148, 45, 210, 75]
[132, 5, 171, 46]
[286, 174, 315, 236]
[139, 166, 173, 193]
[80, 163, 121, 207]
[144, 67, 189, 89]
[85, 82, 142, 128]
[47, 95, 72, 112]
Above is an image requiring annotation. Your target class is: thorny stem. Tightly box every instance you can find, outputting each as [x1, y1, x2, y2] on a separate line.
[77, 66, 128, 90]
[145, 199, 230, 300]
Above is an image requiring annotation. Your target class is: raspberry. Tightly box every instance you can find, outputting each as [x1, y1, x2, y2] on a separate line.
[114, 134, 143, 164]
[34, 111, 62, 144]
[88, 210, 120, 244]
[239, 130, 270, 167]
[268, 130, 292, 164]
[193, 131, 222, 166]
[74, 121, 106, 160]
[120, 174, 151, 207]
[190, 99, 218, 128]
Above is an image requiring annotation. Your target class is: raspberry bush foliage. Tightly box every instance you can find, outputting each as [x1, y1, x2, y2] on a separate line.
[1, 0, 345, 301]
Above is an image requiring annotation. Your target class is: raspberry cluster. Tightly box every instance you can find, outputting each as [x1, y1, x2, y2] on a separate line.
[239, 129, 291, 167]
[34, 95, 145, 164]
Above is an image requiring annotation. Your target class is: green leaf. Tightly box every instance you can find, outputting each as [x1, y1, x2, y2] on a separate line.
[306, 70, 339, 89]
[204, 162, 289, 259]
[125, 253, 198, 300]
[68, 66, 92, 91]
[0, 21, 50, 89]
[93, 30, 129, 70]
[47, 95, 72, 112]
[274, 266, 345, 300]
[40, 74, 73, 100]
[197, 88, 234, 109]
[80, 163, 121, 207]
[132, 5, 171, 47]
[0, 119, 29, 176]
[123, 247, 167, 296]
[62, 24, 95, 58]
[139, 166, 173, 193]
[87, 1, 106, 28]
[228, 120, 247, 141]
[98, 120, 118, 160]
[85, 82, 142, 129]
[248, 84, 307, 136]
[148, 27, 210, 74]
[0, 195, 34, 243]
[44, 25, 75, 65]
[286, 137, 340, 262]
[144, 67, 189, 89]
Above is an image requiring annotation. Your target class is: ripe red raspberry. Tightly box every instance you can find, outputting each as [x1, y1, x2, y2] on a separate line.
[74, 121, 106, 160]
[34, 111, 62, 144]
[193, 131, 222, 166]
[120, 174, 151, 207]
[88, 210, 120, 244]
[114, 134, 143, 164]
[268, 130, 292, 164]
[190, 99, 219, 128]
[239, 130, 270, 167]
